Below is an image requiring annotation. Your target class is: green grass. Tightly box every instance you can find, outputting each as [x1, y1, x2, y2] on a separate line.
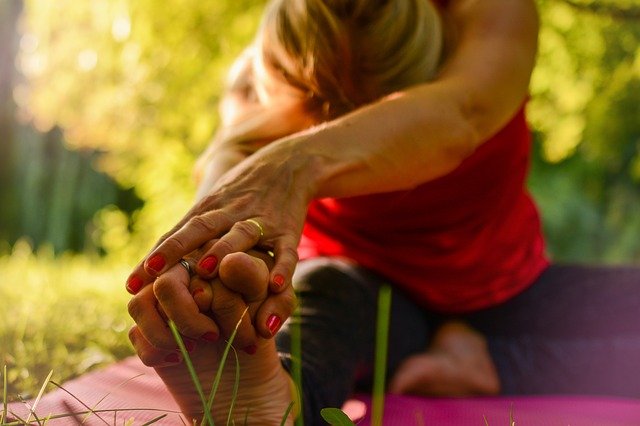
[0, 242, 134, 400]
[0, 243, 397, 424]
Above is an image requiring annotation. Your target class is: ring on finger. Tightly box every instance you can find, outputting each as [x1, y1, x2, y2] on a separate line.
[245, 219, 264, 238]
[179, 258, 195, 278]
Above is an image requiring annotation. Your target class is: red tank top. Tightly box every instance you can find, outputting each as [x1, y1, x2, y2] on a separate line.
[298, 107, 548, 313]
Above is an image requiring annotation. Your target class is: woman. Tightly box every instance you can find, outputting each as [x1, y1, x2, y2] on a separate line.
[126, 0, 640, 424]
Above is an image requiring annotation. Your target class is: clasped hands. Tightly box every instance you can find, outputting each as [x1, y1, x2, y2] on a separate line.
[128, 244, 296, 367]
[124, 139, 314, 367]
[124, 63, 322, 365]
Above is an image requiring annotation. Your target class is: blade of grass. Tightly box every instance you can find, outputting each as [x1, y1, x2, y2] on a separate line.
[79, 373, 145, 424]
[205, 307, 249, 415]
[25, 369, 53, 425]
[17, 398, 44, 426]
[7, 406, 181, 423]
[279, 401, 295, 426]
[510, 403, 515, 426]
[225, 346, 240, 426]
[3, 365, 7, 424]
[140, 413, 169, 425]
[61, 399, 85, 424]
[371, 285, 392, 426]
[49, 381, 110, 425]
[168, 320, 215, 426]
[7, 409, 28, 425]
[243, 407, 250, 425]
[290, 307, 303, 426]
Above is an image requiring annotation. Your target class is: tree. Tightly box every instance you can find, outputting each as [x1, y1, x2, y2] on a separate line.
[10, 0, 640, 262]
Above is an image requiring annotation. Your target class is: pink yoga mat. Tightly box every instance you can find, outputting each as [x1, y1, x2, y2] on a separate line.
[8, 356, 640, 425]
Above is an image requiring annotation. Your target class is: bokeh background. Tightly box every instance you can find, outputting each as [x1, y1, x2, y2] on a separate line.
[1, 0, 639, 399]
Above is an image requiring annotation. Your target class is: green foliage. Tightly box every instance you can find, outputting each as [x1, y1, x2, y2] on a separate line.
[529, 0, 640, 262]
[320, 408, 355, 426]
[372, 286, 392, 426]
[0, 241, 133, 399]
[16, 0, 266, 257]
[11, 0, 639, 263]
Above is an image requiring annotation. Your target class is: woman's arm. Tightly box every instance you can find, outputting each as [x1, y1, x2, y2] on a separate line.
[193, 49, 317, 200]
[127, 0, 539, 297]
[277, 0, 540, 198]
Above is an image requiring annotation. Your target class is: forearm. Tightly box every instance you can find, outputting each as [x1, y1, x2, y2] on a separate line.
[294, 86, 480, 198]
[269, 0, 538, 199]
[195, 148, 247, 201]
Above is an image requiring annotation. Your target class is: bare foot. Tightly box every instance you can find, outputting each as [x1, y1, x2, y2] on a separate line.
[153, 252, 298, 424]
[388, 321, 501, 397]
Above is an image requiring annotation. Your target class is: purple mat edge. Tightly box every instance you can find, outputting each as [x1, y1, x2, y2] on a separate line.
[7, 356, 640, 425]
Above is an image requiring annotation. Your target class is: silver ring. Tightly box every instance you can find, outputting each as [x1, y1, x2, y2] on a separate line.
[179, 258, 194, 277]
[246, 219, 264, 238]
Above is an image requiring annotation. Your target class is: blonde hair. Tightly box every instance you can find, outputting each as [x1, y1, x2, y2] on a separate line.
[255, 0, 443, 118]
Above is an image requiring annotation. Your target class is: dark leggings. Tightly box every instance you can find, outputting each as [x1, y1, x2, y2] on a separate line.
[276, 258, 640, 424]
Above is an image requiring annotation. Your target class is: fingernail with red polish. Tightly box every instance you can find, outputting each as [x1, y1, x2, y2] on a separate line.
[147, 254, 166, 274]
[199, 256, 217, 274]
[164, 352, 181, 363]
[192, 288, 204, 297]
[243, 345, 257, 355]
[201, 331, 218, 342]
[126, 275, 143, 294]
[266, 315, 282, 336]
[273, 274, 285, 288]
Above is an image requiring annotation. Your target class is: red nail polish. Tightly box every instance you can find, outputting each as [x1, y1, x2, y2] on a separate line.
[164, 353, 180, 363]
[147, 254, 166, 273]
[273, 274, 285, 287]
[243, 345, 257, 355]
[126, 275, 143, 294]
[192, 288, 204, 297]
[266, 315, 282, 336]
[199, 256, 217, 274]
[201, 331, 218, 342]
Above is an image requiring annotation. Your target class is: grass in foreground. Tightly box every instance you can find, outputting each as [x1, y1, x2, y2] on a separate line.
[0, 244, 388, 424]
[0, 243, 134, 399]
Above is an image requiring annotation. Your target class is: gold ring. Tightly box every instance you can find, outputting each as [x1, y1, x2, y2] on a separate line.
[246, 219, 264, 238]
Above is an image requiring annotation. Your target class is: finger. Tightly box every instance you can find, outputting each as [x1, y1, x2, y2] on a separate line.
[125, 263, 156, 295]
[153, 263, 221, 343]
[126, 225, 207, 295]
[144, 211, 233, 277]
[269, 236, 299, 293]
[129, 325, 183, 367]
[189, 276, 213, 312]
[195, 220, 265, 278]
[247, 248, 276, 270]
[210, 279, 258, 352]
[218, 252, 270, 303]
[127, 285, 176, 350]
[254, 285, 298, 339]
[156, 301, 169, 323]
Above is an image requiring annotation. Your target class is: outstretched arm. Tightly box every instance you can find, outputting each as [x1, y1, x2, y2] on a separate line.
[127, 0, 539, 299]
[299, 0, 539, 197]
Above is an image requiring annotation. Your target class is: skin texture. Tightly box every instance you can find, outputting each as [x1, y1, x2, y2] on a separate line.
[126, 0, 539, 298]
[388, 321, 501, 396]
[129, 252, 297, 424]
[128, 0, 539, 418]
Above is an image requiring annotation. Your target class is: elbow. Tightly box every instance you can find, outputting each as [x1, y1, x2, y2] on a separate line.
[445, 102, 484, 167]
